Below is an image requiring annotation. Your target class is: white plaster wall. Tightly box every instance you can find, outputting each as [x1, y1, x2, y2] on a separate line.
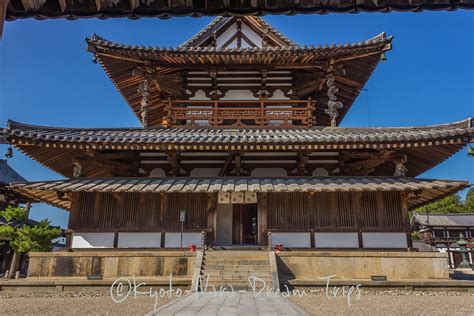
[117, 232, 161, 248]
[215, 204, 233, 245]
[165, 232, 202, 248]
[314, 232, 359, 248]
[251, 168, 287, 177]
[71, 233, 114, 248]
[221, 90, 257, 100]
[149, 168, 166, 177]
[241, 23, 262, 47]
[271, 232, 311, 248]
[216, 23, 238, 48]
[190, 168, 221, 177]
[189, 89, 209, 100]
[362, 232, 407, 249]
[313, 168, 329, 176]
[268, 89, 289, 100]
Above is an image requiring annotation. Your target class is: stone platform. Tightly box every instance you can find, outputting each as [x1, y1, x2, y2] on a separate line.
[27, 250, 195, 279]
[277, 251, 449, 280]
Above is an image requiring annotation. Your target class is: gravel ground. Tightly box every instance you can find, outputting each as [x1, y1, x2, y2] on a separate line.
[0, 289, 473, 315]
[291, 289, 474, 315]
[0, 291, 170, 315]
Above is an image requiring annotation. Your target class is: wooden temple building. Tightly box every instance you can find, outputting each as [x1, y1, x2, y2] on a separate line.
[3, 17, 473, 252]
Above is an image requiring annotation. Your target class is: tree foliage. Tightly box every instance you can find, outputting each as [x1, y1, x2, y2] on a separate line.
[0, 206, 61, 253]
[415, 188, 474, 214]
[464, 188, 474, 212]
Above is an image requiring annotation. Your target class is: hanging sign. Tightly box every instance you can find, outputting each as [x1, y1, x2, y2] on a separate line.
[179, 210, 186, 222]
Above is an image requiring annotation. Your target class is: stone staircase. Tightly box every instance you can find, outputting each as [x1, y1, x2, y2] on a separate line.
[199, 250, 272, 291]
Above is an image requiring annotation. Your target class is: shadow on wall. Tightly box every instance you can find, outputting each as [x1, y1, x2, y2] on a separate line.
[276, 255, 295, 290]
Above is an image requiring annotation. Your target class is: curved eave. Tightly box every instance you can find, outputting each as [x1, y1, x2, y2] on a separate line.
[9, 177, 469, 211]
[85, 33, 392, 59]
[4, 119, 473, 179]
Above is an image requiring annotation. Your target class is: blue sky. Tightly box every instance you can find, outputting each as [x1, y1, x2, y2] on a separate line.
[0, 12, 473, 228]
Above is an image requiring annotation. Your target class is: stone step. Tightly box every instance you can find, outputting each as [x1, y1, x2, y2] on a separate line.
[203, 260, 269, 265]
[202, 271, 271, 277]
[205, 251, 267, 256]
[201, 275, 272, 281]
[198, 281, 272, 291]
[202, 265, 270, 271]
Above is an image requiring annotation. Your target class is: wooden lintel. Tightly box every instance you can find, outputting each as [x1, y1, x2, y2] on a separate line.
[218, 153, 235, 176]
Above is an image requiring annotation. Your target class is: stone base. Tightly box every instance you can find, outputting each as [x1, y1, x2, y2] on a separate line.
[277, 251, 449, 280]
[27, 250, 196, 279]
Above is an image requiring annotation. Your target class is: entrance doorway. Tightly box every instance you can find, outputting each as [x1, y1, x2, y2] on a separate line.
[232, 204, 258, 245]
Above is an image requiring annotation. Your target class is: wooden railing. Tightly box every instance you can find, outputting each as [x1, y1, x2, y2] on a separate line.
[163, 99, 316, 128]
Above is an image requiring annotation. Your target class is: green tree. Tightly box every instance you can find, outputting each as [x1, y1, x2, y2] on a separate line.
[0, 206, 61, 278]
[416, 194, 466, 214]
[464, 188, 474, 212]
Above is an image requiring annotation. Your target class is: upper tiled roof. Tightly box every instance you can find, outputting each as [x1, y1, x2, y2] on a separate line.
[5, 119, 472, 146]
[414, 213, 474, 227]
[5, 0, 474, 21]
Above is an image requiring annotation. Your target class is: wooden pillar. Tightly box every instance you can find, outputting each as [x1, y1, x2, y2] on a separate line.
[207, 193, 217, 246]
[65, 229, 73, 251]
[401, 192, 413, 249]
[258, 193, 268, 246]
[353, 192, 363, 249]
[309, 192, 315, 248]
[160, 193, 167, 248]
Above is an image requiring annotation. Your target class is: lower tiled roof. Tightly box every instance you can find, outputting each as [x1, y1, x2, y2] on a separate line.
[10, 177, 468, 210]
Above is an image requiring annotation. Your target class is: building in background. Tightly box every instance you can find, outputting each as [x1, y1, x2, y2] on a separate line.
[413, 213, 474, 268]
[2, 17, 473, 280]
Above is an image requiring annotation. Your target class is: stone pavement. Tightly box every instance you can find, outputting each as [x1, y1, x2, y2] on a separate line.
[150, 292, 308, 315]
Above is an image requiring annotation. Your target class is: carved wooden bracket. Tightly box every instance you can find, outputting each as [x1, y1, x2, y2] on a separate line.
[72, 158, 83, 178]
[341, 150, 407, 176]
[137, 79, 150, 127]
[325, 72, 344, 127]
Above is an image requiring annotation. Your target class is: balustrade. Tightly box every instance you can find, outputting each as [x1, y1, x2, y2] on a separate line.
[163, 99, 316, 128]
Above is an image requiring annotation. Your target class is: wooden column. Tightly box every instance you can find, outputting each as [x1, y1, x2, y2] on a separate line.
[353, 192, 363, 248]
[207, 193, 217, 246]
[258, 193, 268, 246]
[309, 192, 315, 248]
[401, 191, 413, 249]
[160, 193, 167, 248]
